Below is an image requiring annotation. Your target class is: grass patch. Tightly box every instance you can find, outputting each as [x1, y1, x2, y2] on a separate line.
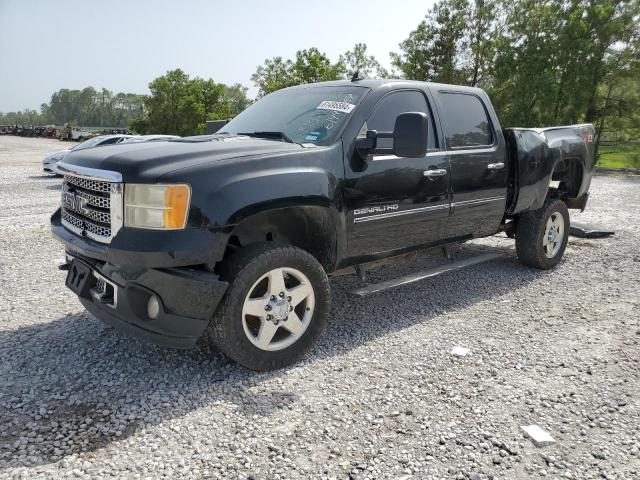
[597, 143, 640, 169]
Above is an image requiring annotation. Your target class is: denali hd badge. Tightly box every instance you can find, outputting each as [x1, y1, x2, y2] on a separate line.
[353, 204, 399, 216]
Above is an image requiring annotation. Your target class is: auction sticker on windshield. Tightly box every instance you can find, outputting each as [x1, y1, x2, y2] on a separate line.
[317, 101, 356, 113]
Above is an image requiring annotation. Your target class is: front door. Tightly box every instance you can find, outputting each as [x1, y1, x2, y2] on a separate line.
[343, 90, 450, 261]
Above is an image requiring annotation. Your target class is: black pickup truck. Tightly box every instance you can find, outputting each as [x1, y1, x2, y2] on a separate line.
[52, 79, 595, 370]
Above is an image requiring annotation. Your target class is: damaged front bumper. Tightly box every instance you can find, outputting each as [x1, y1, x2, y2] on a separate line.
[52, 208, 230, 349]
[62, 252, 228, 348]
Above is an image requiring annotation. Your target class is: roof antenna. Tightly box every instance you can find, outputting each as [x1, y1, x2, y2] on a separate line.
[351, 70, 362, 82]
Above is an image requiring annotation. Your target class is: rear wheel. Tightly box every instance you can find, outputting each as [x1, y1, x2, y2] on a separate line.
[515, 199, 570, 269]
[206, 243, 330, 370]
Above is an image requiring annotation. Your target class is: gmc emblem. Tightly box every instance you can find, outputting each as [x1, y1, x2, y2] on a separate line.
[63, 188, 90, 215]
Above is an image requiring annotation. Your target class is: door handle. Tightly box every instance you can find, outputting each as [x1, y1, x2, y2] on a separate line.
[487, 162, 505, 170]
[424, 169, 447, 178]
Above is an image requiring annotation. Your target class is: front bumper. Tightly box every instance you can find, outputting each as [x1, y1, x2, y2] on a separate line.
[64, 252, 228, 348]
[52, 210, 230, 348]
[43, 162, 56, 174]
[43, 159, 63, 175]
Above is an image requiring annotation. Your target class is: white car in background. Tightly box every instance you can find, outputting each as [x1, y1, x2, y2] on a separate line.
[119, 134, 180, 144]
[42, 134, 132, 175]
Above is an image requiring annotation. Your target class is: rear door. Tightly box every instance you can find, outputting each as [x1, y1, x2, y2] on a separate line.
[435, 91, 508, 237]
[343, 89, 450, 260]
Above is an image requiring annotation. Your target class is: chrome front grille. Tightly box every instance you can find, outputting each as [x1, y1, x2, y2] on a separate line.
[64, 175, 113, 193]
[73, 188, 110, 209]
[58, 164, 123, 244]
[62, 209, 112, 238]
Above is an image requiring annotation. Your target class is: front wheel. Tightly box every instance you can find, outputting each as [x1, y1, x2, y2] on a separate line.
[206, 243, 330, 371]
[515, 199, 570, 269]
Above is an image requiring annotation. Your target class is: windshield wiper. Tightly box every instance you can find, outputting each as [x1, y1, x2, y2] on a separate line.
[238, 131, 294, 143]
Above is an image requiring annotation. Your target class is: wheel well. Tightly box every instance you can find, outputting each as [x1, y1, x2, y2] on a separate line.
[216, 206, 338, 273]
[551, 157, 583, 198]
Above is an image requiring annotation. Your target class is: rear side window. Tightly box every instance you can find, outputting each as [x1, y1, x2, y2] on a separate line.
[365, 90, 437, 151]
[438, 92, 492, 148]
[98, 137, 121, 146]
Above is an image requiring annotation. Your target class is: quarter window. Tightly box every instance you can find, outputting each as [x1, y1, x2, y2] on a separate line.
[98, 137, 121, 146]
[438, 92, 492, 148]
[364, 90, 437, 151]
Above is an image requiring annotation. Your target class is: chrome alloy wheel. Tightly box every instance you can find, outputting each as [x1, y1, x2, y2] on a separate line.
[543, 212, 565, 258]
[241, 267, 315, 351]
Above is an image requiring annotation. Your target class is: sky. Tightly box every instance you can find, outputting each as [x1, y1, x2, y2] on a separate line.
[0, 0, 434, 112]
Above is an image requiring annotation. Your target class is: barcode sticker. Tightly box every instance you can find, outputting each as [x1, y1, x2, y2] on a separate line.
[317, 101, 356, 113]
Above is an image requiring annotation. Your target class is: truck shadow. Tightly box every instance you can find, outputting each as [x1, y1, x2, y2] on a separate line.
[0, 244, 540, 469]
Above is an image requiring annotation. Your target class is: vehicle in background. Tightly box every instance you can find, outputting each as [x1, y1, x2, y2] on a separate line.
[120, 135, 180, 144]
[59, 126, 95, 142]
[42, 134, 133, 175]
[102, 128, 129, 135]
[42, 126, 59, 138]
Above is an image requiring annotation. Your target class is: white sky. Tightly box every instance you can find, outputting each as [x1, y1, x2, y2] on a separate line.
[0, 0, 435, 111]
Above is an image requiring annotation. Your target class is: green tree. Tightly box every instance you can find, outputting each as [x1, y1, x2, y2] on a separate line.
[464, 0, 498, 86]
[0, 109, 47, 125]
[487, 0, 564, 126]
[133, 69, 251, 136]
[37, 86, 144, 127]
[391, 0, 469, 83]
[223, 83, 252, 115]
[488, 0, 639, 148]
[251, 57, 297, 97]
[252, 48, 344, 97]
[339, 43, 389, 78]
[292, 48, 344, 83]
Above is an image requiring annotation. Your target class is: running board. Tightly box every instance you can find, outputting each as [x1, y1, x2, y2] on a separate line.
[351, 253, 503, 297]
[569, 222, 615, 239]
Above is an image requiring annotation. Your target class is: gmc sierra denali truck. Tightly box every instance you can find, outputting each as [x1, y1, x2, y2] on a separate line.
[52, 79, 595, 370]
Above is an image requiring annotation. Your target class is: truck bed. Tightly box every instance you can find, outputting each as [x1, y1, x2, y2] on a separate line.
[504, 123, 595, 215]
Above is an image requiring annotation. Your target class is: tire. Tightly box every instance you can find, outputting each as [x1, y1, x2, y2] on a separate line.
[206, 242, 330, 371]
[515, 198, 570, 269]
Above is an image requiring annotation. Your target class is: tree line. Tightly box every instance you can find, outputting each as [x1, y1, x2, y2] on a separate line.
[0, 87, 145, 128]
[251, 0, 639, 152]
[2, 0, 638, 151]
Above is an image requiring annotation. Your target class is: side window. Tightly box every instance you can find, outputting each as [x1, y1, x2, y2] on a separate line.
[364, 90, 437, 151]
[438, 92, 493, 148]
[99, 138, 120, 146]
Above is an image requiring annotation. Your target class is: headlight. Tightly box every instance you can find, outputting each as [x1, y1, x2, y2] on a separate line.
[124, 184, 191, 229]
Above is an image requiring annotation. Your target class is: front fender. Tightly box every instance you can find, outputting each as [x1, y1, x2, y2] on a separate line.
[157, 144, 346, 267]
[214, 166, 339, 224]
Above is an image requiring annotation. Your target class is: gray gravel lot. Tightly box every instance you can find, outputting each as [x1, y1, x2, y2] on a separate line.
[0, 136, 638, 479]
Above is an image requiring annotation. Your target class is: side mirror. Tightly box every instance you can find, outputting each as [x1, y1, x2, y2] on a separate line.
[393, 112, 429, 158]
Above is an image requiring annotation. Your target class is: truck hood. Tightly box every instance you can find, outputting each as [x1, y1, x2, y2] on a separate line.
[60, 136, 305, 182]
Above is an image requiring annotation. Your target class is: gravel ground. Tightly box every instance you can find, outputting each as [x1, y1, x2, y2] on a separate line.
[0, 135, 638, 480]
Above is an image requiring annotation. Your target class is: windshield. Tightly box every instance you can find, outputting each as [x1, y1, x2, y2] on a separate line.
[219, 86, 368, 145]
[72, 136, 109, 151]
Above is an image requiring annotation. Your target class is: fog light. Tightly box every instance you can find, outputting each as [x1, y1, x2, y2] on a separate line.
[147, 295, 160, 320]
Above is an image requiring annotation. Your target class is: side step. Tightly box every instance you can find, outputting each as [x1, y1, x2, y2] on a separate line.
[569, 222, 615, 239]
[351, 252, 503, 297]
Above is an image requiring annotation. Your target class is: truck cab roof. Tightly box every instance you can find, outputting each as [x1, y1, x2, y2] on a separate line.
[284, 78, 486, 96]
